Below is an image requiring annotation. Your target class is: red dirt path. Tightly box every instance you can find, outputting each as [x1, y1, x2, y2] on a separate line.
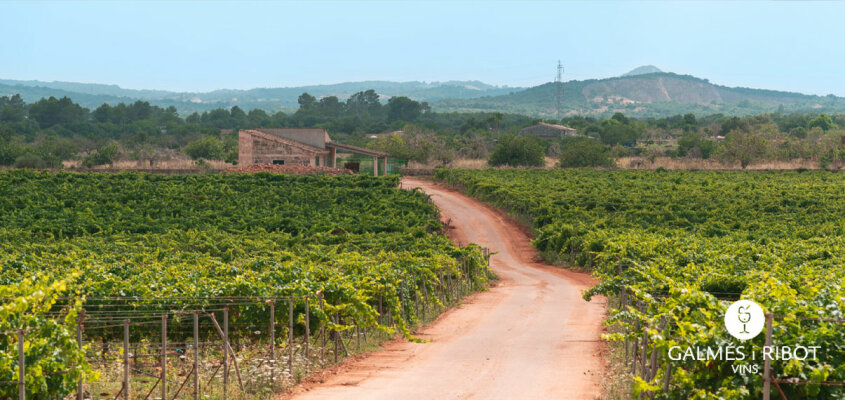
[285, 178, 606, 400]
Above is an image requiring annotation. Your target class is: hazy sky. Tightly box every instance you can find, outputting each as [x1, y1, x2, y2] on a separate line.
[2, 1, 843, 95]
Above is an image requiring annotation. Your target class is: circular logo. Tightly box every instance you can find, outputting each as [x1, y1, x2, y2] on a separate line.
[724, 300, 765, 340]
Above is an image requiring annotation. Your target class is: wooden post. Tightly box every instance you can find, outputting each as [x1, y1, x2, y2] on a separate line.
[763, 313, 773, 400]
[320, 296, 326, 364]
[372, 156, 378, 177]
[269, 301, 275, 385]
[304, 297, 310, 371]
[77, 310, 85, 400]
[18, 330, 24, 400]
[288, 298, 294, 375]
[161, 314, 167, 400]
[123, 319, 130, 400]
[333, 312, 339, 363]
[190, 312, 198, 400]
[381, 157, 387, 175]
[209, 313, 246, 397]
[223, 307, 228, 400]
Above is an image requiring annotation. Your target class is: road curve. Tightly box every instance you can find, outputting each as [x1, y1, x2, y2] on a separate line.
[287, 178, 606, 400]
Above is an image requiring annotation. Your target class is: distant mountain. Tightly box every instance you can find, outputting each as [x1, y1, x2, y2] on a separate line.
[433, 71, 845, 118]
[0, 79, 521, 115]
[3, 71, 845, 118]
[622, 65, 662, 77]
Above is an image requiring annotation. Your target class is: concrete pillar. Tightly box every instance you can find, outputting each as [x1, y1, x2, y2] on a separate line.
[373, 156, 378, 177]
[329, 147, 337, 168]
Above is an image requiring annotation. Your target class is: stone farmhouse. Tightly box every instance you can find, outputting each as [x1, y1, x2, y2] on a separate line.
[520, 122, 578, 139]
[238, 128, 389, 176]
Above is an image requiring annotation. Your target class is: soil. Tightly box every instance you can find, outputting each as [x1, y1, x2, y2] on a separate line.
[284, 178, 606, 400]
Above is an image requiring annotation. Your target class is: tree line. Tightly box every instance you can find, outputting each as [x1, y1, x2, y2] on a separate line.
[1, 91, 843, 170]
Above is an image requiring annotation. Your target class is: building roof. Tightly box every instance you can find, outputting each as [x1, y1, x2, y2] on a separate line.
[533, 122, 577, 131]
[241, 129, 328, 154]
[254, 128, 331, 149]
[327, 142, 388, 157]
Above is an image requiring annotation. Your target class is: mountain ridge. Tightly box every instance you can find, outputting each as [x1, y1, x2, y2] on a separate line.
[2, 71, 844, 118]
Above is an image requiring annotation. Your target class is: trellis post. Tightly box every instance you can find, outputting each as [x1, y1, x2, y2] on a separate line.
[763, 313, 773, 400]
[161, 314, 167, 400]
[193, 311, 199, 400]
[269, 300, 275, 385]
[223, 307, 229, 400]
[18, 329, 24, 400]
[123, 319, 129, 400]
[77, 310, 85, 400]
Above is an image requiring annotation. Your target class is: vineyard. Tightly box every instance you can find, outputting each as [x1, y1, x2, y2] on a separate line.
[0, 170, 493, 399]
[435, 169, 845, 399]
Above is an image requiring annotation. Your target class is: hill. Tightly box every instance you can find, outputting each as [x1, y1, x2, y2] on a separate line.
[622, 65, 663, 77]
[0, 79, 521, 115]
[4, 69, 845, 118]
[433, 70, 845, 117]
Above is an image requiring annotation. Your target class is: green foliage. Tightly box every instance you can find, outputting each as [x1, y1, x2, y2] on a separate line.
[676, 132, 716, 159]
[0, 171, 492, 398]
[13, 153, 47, 169]
[599, 114, 644, 146]
[809, 113, 837, 131]
[0, 274, 91, 400]
[715, 131, 768, 168]
[387, 96, 423, 122]
[558, 137, 613, 168]
[488, 134, 545, 167]
[435, 169, 845, 399]
[183, 136, 225, 160]
[81, 143, 119, 168]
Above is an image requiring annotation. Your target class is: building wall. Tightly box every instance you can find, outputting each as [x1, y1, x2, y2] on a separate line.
[239, 131, 320, 166]
[521, 125, 578, 138]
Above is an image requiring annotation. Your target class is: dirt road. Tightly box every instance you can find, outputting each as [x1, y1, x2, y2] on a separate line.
[288, 178, 606, 400]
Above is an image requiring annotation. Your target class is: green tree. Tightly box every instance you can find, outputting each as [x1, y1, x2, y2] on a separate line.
[387, 96, 422, 122]
[715, 131, 768, 168]
[488, 134, 545, 167]
[297, 93, 317, 110]
[347, 90, 382, 116]
[676, 132, 716, 159]
[809, 113, 836, 131]
[82, 143, 119, 167]
[558, 137, 614, 168]
[183, 136, 225, 160]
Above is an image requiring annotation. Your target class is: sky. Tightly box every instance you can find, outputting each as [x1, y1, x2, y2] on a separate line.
[1, 1, 843, 96]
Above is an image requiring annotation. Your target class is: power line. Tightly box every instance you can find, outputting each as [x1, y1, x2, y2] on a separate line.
[555, 60, 564, 119]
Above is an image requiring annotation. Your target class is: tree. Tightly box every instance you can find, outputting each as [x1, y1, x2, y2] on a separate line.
[809, 114, 836, 131]
[297, 93, 317, 110]
[386, 96, 422, 122]
[488, 134, 545, 167]
[715, 131, 768, 168]
[183, 136, 225, 160]
[28, 96, 87, 128]
[82, 143, 120, 167]
[317, 96, 345, 117]
[598, 117, 643, 146]
[0, 94, 27, 122]
[558, 137, 614, 168]
[676, 132, 716, 159]
[347, 90, 381, 116]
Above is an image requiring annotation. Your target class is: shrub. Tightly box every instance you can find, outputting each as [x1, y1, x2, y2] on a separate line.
[13, 153, 47, 169]
[183, 136, 225, 160]
[558, 137, 614, 168]
[488, 134, 545, 167]
[82, 143, 119, 168]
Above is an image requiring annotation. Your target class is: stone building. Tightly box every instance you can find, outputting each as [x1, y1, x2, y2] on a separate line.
[520, 122, 578, 139]
[238, 128, 389, 176]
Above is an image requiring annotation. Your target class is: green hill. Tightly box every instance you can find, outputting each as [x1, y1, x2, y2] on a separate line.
[433, 70, 845, 118]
